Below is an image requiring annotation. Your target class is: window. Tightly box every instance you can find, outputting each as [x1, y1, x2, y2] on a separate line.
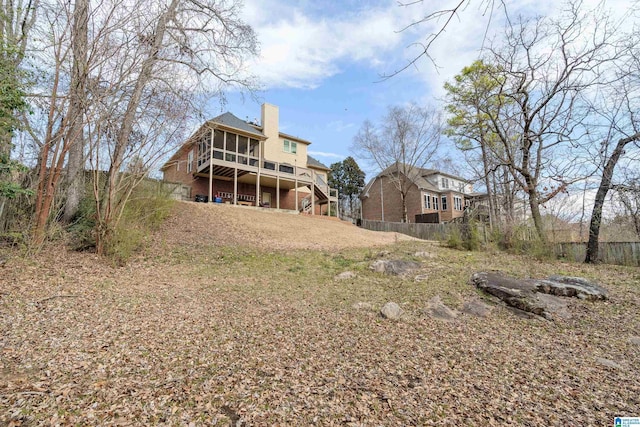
[433, 195, 439, 211]
[187, 150, 193, 173]
[441, 177, 449, 189]
[441, 195, 447, 210]
[454, 196, 463, 211]
[424, 193, 431, 209]
[283, 139, 297, 154]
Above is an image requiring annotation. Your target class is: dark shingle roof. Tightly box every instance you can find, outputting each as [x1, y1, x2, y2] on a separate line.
[306, 155, 330, 170]
[210, 112, 265, 138]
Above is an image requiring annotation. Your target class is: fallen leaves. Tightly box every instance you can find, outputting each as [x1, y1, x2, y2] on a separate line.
[1, 205, 639, 425]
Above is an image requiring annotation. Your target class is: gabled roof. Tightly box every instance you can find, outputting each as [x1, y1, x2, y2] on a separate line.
[360, 162, 469, 198]
[306, 155, 330, 171]
[211, 112, 265, 138]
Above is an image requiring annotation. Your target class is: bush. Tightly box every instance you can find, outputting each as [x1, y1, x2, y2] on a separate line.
[104, 185, 174, 264]
[446, 226, 464, 250]
[68, 180, 174, 263]
[446, 222, 481, 251]
[67, 195, 97, 251]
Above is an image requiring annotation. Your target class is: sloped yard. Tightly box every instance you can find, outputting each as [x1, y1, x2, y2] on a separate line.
[1, 202, 639, 425]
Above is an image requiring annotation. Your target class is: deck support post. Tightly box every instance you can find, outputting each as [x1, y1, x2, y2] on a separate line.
[276, 175, 280, 209]
[311, 181, 315, 216]
[233, 167, 238, 205]
[208, 129, 214, 202]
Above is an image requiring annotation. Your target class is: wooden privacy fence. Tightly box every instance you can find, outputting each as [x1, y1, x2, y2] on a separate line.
[362, 220, 640, 266]
[555, 242, 640, 266]
[361, 219, 471, 241]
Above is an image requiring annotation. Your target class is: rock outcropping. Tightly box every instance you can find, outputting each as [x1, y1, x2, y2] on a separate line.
[470, 272, 608, 320]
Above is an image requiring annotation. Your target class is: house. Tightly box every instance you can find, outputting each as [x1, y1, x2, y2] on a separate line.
[360, 163, 481, 223]
[162, 103, 339, 216]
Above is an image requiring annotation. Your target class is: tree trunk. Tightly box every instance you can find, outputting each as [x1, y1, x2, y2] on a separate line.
[525, 180, 546, 242]
[97, 0, 179, 254]
[585, 133, 640, 263]
[479, 139, 495, 230]
[62, 0, 89, 223]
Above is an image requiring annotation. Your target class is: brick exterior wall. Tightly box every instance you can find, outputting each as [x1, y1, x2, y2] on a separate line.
[162, 145, 196, 199]
[362, 176, 422, 222]
[362, 175, 466, 223]
[163, 152, 326, 214]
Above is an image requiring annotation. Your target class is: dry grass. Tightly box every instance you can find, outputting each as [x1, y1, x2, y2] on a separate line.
[1, 202, 639, 425]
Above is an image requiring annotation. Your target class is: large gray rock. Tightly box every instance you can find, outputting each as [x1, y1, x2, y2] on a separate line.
[370, 260, 420, 276]
[469, 271, 597, 320]
[537, 275, 608, 300]
[380, 302, 403, 320]
[424, 296, 458, 321]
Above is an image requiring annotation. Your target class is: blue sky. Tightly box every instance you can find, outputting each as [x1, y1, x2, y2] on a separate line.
[208, 0, 633, 178]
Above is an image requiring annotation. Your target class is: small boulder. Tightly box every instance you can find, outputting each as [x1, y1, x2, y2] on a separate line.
[629, 336, 640, 346]
[370, 260, 420, 276]
[335, 271, 357, 280]
[461, 299, 493, 317]
[595, 357, 623, 370]
[352, 302, 373, 310]
[413, 251, 436, 259]
[414, 274, 429, 282]
[380, 302, 403, 320]
[424, 296, 458, 321]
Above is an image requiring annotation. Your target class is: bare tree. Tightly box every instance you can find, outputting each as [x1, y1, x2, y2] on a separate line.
[352, 103, 442, 222]
[28, 0, 258, 250]
[475, 2, 622, 241]
[584, 40, 640, 262]
[388, 0, 499, 77]
[61, 0, 89, 223]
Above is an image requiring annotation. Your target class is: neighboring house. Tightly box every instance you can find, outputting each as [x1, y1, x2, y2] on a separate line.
[360, 163, 484, 223]
[162, 103, 338, 216]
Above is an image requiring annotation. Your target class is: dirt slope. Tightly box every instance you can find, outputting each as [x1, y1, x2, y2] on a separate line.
[155, 201, 414, 251]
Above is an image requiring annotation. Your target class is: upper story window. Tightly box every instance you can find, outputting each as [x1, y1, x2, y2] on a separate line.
[283, 140, 297, 154]
[441, 177, 449, 189]
[187, 149, 194, 173]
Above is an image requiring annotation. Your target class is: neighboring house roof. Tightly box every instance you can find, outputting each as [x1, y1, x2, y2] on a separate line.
[360, 162, 469, 198]
[211, 112, 265, 138]
[306, 155, 330, 171]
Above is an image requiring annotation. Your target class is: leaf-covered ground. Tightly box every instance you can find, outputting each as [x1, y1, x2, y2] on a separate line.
[2, 202, 639, 425]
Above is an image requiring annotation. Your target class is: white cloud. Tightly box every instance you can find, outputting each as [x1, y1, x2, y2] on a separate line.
[327, 120, 356, 132]
[308, 151, 345, 160]
[241, 0, 638, 97]
[241, 0, 419, 89]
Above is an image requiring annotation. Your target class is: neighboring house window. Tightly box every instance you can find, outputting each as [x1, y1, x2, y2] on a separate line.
[424, 193, 431, 209]
[441, 177, 449, 189]
[187, 149, 193, 173]
[441, 195, 447, 211]
[454, 196, 463, 211]
[458, 182, 465, 193]
[283, 140, 297, 154]
[433, 195, 439, 211]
